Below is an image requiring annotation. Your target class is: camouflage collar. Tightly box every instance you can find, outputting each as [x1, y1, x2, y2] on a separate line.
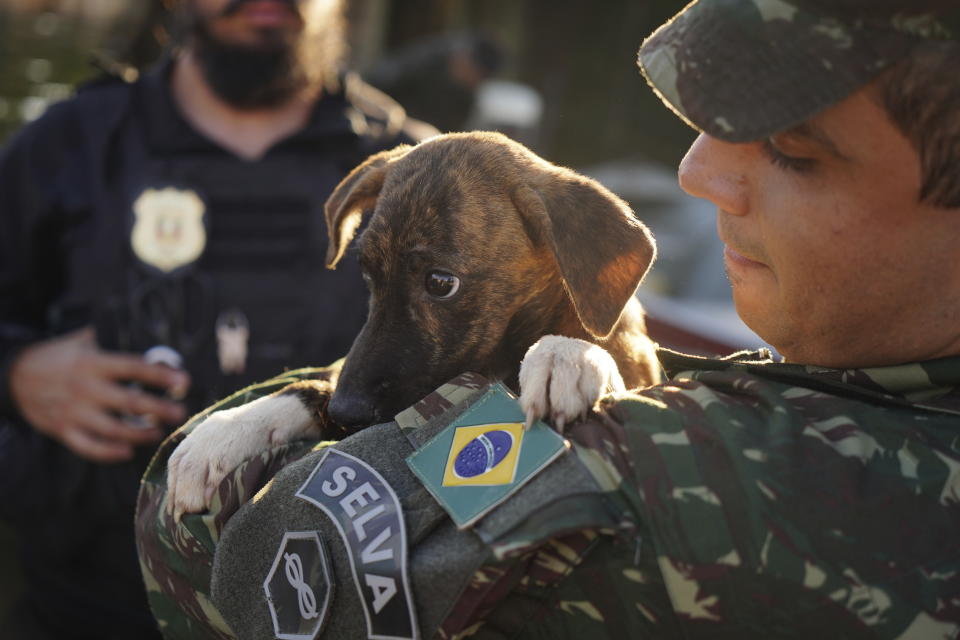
[658, 348, 960, 417]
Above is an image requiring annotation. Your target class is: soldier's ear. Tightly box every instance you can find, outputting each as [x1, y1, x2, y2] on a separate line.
[325, 145, 412, 269]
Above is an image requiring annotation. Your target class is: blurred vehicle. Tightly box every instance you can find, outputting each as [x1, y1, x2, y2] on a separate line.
[583, 158, 773, 357]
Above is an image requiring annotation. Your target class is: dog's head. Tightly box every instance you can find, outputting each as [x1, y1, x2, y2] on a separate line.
[323, 132, 656, 428]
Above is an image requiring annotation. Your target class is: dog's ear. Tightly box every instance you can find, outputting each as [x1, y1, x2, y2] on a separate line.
[325, 145, 412, 269]
[512, 176, 656, 338]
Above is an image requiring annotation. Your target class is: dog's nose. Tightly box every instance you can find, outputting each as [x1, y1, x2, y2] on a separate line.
[328, 390, 379, 430]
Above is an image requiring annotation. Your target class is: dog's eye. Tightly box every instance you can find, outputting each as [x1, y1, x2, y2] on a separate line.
[425, 271, 461, 299]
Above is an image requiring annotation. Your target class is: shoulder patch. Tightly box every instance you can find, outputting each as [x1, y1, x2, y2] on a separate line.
[406, 382, 569, 529]
[296, 449, 419, 640]
[264, 531, 334, 640]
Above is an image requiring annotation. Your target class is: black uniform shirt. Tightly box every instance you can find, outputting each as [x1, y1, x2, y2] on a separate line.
[0, 59, 427, 417]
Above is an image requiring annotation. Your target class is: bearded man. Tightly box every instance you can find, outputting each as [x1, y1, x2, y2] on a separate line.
[0, 1, 434, 637]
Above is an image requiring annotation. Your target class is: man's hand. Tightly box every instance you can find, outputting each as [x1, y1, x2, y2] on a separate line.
[9, 327, 191, 463]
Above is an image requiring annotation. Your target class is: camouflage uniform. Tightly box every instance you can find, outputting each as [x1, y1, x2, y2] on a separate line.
[136, 364, 342, 640]
[136, 349, 960, 639]
[136, 1, 960, 637]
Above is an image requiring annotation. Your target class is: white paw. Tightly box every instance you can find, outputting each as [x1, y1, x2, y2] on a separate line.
[166, 394, 315, 521]
[519, 335, 625, 433]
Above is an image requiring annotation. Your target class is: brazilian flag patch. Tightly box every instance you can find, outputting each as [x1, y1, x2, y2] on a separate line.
[442, 422, 525, 487]
[406, 382, 568, 529]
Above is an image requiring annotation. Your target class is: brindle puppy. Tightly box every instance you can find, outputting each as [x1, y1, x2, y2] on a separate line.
[167, 132, 659, 518]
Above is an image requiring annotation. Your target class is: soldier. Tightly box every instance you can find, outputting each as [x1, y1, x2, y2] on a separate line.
[136, 0, 960, 638]
[0, 0, 434, 638]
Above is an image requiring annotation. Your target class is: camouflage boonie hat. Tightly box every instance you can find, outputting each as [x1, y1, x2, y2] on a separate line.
[639, 0, 960, 142]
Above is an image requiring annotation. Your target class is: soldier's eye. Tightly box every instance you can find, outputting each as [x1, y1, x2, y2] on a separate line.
[425, 271, 461, 299]
[761, 138, 816, 174]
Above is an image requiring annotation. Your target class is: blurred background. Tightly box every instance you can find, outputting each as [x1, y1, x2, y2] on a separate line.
[0, 0, 697, 164]
[0, 0, 768, 614]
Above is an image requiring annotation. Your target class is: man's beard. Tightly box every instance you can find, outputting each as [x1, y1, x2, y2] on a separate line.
[189, 1, 322, 109]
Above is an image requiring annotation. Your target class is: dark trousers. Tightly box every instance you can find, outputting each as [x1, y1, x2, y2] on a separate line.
[2, 597, 163, 640]
[0, 425, 163, 640]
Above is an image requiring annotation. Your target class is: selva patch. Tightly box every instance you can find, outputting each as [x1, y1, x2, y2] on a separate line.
[296, 449, 418, 640]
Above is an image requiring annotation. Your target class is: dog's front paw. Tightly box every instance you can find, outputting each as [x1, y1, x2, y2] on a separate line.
[519, 335, 625, 433]
[166, 394, 315, 521]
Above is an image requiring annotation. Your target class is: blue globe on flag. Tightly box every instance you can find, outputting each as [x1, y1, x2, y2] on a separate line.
[453, 430, 514, 478]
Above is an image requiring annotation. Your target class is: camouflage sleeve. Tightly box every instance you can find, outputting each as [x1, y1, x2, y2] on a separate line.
[438, 354, 960, 639]
[437, 529, 683, 639]
[135, 365, 341, 640]
[137, 357, 960, 639]
[434, 406, 680, 639]
[591, 361, 960, 639]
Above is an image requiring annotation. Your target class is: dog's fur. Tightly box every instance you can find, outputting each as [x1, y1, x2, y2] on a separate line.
[167, 132, 659, 518]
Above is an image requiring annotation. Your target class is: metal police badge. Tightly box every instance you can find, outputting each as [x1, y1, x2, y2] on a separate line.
[264, 531, 334, 640]
[296, 449, 419, 640]
[131, 187, 207, 272]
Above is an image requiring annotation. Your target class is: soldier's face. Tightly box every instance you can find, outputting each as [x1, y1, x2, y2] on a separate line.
[678, 84, 960, 368]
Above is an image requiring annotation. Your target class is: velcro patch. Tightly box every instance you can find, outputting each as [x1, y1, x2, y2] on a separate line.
[406, 382, 568, 529]
[296, 449, 418, 640]
[263, 531, 333, 640]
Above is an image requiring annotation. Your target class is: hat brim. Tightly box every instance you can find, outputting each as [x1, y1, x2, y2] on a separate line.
[638, 0, 915, 142]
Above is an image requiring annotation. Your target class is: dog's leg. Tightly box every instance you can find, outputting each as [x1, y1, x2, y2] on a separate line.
[518, 335, 625, 433]
[166, 380, 330, 520]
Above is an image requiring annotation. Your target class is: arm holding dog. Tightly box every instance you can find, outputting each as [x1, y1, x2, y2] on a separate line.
[137, 367, 341, 640]
[138, 356, 960, 639]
